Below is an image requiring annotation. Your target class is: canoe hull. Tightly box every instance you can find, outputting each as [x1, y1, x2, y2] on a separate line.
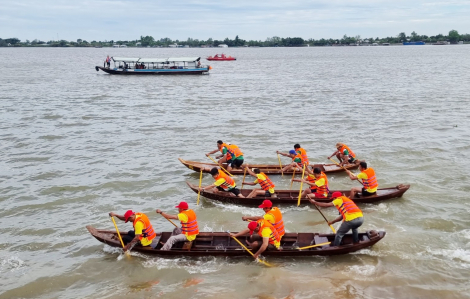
[95, 66, 209, 75]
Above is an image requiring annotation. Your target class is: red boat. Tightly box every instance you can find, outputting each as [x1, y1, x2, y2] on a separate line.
[206, 54, 236, 61]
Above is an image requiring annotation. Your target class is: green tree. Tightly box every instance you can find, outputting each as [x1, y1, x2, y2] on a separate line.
[398, 32, 406, 42]
[448, 30, 460, 43]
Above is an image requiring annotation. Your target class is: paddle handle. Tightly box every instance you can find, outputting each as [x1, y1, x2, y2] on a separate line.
[298, 241, 331, 250]
[328, 158, 363, 186]
[207, 155, 233, 177]
[297, 164, 306, 206]
[290, 168, 296, 189]
[277, 154, 284, 176]
[110, 216, 127, 250]
[158, 213, 179, 228]
[313, 203, 337, 234]
[241, 167, 247, 189]
[229, 234, 272, 267]
[197, 169, 203, 205]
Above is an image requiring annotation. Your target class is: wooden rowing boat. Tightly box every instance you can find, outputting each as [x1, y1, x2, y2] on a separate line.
[186, 181, 410, 205]
[178, 158, 359, 175]
[87, 226, 385, 257]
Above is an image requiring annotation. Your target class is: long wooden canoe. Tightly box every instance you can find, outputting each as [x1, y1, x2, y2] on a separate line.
[186, 181, 410, 205]
[87, 226, 385, 257]
[179, 158, 359, 175]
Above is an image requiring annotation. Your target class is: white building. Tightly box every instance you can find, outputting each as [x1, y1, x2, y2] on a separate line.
[218, 44, 228, 48]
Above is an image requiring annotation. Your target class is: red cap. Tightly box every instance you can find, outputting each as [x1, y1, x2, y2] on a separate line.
[331, 192, 342, 198]
[124, 210, 134, 223]
[258, 200, 273, 208]
[248, 221, 258, 235]
[175, 201, 189, 210]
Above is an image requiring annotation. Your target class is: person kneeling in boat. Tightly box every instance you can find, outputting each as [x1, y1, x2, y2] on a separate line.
[242, 199, 285, 238]
[225, 143, 244, 171]
[199, 167, 245, 198]
[156, 201, 199, 250]
[242, 165, 277, 198]
[108, 210, 158, 251]
[348, 161, 378, 198]
[328, 143, 357, 167]
[276, 149, 303, 172]
[309, 192, 364, 246]
[230, 219, 281, 260]
[294, 144, 309, 166]
[293, 167, 329, 200]
[206, 140, 230, 166]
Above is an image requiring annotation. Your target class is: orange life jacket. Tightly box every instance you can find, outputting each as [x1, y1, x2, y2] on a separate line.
[256, 219, 281, 245]
[180, 209, 199, 235]
[292, 152, 302, 166]
[257, 172, 275, 191]
[361, 167, 378, 190]
[339, 144, 356, 159]
[266, 207, 285, 236]
[227, 144, 243, 159]
[215, 169, 236, 190]
[219, 143, 230, 157]
[296, 148, 309, 165]
[306, 172, 329, 197]
[133, 213, 156, 241]
[335, 196, 362, 219]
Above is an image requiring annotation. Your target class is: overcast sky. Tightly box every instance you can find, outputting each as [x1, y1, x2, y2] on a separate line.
[1, 0, 469, 42]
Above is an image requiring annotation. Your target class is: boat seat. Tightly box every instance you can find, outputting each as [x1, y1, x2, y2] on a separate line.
[323, 165, 339, 172]
[182, 241, 193, 251]
[313, 235, 330, 248]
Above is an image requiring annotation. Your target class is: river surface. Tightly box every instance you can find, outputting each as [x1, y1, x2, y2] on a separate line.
[1, 46, 470, 299]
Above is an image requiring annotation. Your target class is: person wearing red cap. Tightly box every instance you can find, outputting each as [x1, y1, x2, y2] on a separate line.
[108, 210, 158, 251]
[156, 201, 199, 250]
[230, 219, 281, 260]
[199, 167, 245, 198]
[242, 199, 285, 237]
[293, 167, 329, 199]
[242, 166, 277, 198]
[309, 192, 364, 246]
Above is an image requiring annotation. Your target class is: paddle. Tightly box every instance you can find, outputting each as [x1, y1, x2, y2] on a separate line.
[157, 212, 178, 228]
[277, 153, 284, 176]
[206, 155, 233, 177]
[298, 241, 331, 250]
[226, 230, 273, 267]
[297, 164, 306, 206]
[290, 168, 296, 189]
[311, 202, 336, 233]
[241, 166, 247, 189]
[110, 216, 130, 256]
[328, 158, 363, 186]
[197, 169, 203, 205]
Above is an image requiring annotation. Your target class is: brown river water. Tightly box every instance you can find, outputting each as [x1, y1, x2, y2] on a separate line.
[0, 46, 470, 299]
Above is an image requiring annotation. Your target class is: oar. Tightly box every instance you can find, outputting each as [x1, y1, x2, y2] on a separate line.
[312, 203, 336, 233]
[158, 213, 178, 228]
[277, 153, 284, 176]
[110, 216, 130, 256]
[196, 169, 203, 205]
[241, 166, 247, 189]
[289, 168, 296, 189]
[297, 164, 306, 206]
[206, 155, 233, 177]
[298, 241, 331, 250]
[226, 230, 273, 267]
[328, 158, 363, 186]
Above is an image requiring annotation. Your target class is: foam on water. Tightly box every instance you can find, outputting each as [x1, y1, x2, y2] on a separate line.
[143, 256, 224, 274]
[0, 255, 26, 272]
[342, 264, 377, 280]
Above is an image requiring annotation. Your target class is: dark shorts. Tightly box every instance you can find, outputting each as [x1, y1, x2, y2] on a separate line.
[361, 188, 376, 197]
[231, 158, 244, 168]
[249, 235, 278, 250]
[217, 186, 241, 196]
[265, 190, 272, 197]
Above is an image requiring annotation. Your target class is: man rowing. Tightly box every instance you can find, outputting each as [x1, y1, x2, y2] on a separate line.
[242, 165, 277, 198]
[156, 201, 199, 250]
[206, 140, 244, 171]
[230, 219, 281, 260]
[276, 149, 302, 172]
[328, 143, 357, 167]
[206, 140, 230, 165]
[293, 167, 329, 199]
[109, 210, 158, 250]
[199, 167, 245, 198]
[294, 144, 309, 165]
[309, 191, 364, 246]
[348, 161, 378, 198]
[241, 199, 285, 237]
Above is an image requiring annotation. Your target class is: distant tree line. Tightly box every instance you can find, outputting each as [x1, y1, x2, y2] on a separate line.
[1, 30, 469, 47]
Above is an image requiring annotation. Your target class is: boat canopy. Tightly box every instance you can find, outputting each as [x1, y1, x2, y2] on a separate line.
[112, 57, 140, 62]
[112, 57, 201, 63]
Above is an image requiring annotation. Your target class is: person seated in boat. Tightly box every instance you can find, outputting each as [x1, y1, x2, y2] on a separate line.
[293, 167, 329, 199]
[197, 61, 201, 67]
[294, 144, 309, 166]
[276, 150, 303, 172]
[108, 210, 158, 251]
[242, 199, 285, 238]
[230, 219, 281, 260]
[156, 201, 199, 250]
[328, 143, 357, 167]
[348, 161, 378, 198]
[242, 165, 277, 198]
[199, 167, 245, 198]
[225, 143, 244, 171]
[309, 192, 364, 246]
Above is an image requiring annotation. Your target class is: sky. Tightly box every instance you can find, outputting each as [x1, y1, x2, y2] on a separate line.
[1, 0, 469, 42]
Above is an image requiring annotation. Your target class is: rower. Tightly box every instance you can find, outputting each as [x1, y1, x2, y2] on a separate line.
[293, 167, 329, 199]
[276, 149, 302, 172]
[328, 143, 357, 167]
[242, 199, 285, 237]
[309, 192, 364, 246]
[294, 144, 309, 166]
[199, 167, 245, 198]
[230, 219, 281, 260]
[242, 165, 277, 198]
[206, 140, 230, 166]
[156, 201, 199, 250]
[225, 143, 244, 171]
[349, 161, 378, 198]
[108, 210, 158, 250]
